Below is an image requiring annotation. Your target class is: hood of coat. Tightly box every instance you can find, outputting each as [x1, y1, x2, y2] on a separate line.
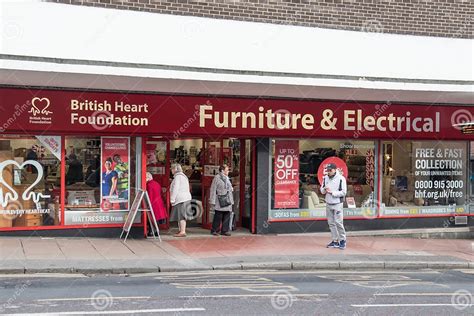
[326, 171, 343, 181]
[173, 171, 187, 179]
[219, 171, 229, 178]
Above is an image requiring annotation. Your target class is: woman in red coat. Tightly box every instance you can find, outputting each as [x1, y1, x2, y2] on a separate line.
[146, 172, 168, 236]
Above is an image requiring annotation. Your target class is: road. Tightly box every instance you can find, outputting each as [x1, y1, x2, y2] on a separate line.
[0, 269, 472, 315]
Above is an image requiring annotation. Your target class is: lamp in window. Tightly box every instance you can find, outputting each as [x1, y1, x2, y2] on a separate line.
[388, 167, 394, 177]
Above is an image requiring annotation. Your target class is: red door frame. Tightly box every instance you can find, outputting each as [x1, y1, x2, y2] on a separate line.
[143, 137, 172, 237]
[143, 136, 256, 233]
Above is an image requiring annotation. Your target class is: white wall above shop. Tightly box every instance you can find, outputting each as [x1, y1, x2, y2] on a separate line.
[0, 0, 472, 104]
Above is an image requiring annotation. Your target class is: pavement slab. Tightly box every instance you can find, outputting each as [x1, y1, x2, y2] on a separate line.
[56, 238, 103, 260]
[0, 238, 25, 261]
[21, 238, 66, 260]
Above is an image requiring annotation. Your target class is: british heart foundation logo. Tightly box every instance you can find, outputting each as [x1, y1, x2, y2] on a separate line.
[29, 97, 52, 125]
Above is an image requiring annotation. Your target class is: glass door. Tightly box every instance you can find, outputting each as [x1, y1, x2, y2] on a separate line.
[224, 139, 241, 227]
[169, 138, 203, 227]
[145, 138, 170, 229]
[201, 140, 222, 228]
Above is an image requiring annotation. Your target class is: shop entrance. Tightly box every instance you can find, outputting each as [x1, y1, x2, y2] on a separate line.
[145, 137, 254, 232]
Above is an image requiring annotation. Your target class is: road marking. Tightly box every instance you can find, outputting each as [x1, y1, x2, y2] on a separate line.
[353, 303, 472, 307]
[179, 294, 328, 298]
[148, 270, 441, 277]
[156, 275, 275, 280]
[173, 283, 297, 290]
[375, 293, 468, 296]
[318, 273, 447, 289]
[158, 274, 298, 292]
[0, 274, 87, 278]
[36, 296, 150, 302]
[0, 308, 206, 315]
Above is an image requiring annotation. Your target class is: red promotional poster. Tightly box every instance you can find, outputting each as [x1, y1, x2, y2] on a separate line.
[101, 137, 130, 211]
[274, 140, 300, 209]
[317, 157, 349, 186]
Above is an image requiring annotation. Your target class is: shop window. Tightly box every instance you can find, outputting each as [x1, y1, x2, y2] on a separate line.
[381, 140, 468, 217]
[470, 141, 474, 211]
[269, 139, 376, 221]
[65, 136, 137, 225]
[0, 135, 61, 228]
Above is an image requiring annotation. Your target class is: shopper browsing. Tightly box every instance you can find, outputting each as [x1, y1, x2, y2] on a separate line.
[320, 163, 347, 250]
[145, 172, 168, 237]
[169, 163, 192, 237]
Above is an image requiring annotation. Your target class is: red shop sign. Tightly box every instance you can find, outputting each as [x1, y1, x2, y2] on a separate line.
[0, 87, 472, 140]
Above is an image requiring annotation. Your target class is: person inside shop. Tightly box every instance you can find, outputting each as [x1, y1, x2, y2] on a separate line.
[169, 163, 192, 237]
[102, 157, 118, 197]
[85, 155, 100, 179]
[209, 164, 234, 236]
[25, 146, 39, 174]
[85, 156, 101, 187]
[145, 172, 168, 237]
[66, 154, 84, 185]
[320, 163, 348, 250]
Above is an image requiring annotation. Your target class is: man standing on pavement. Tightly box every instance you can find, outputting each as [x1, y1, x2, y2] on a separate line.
[320, 163, 347, 250]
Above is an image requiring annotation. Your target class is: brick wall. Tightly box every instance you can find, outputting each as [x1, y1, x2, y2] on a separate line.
[46, 0, 473, 39]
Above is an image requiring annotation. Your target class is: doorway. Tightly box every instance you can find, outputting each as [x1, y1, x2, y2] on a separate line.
[145, 137, 254, 232]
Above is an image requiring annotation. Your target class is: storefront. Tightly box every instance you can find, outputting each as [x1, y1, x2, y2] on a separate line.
[0, 87, 472, 235]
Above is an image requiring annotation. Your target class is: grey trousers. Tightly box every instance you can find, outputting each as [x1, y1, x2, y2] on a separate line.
[326, 203, 346, 241]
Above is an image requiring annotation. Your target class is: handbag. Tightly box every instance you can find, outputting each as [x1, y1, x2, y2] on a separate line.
[217, 175, 232, 207]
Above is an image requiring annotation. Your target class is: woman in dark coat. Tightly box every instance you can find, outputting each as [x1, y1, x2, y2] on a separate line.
[209, 164, 234, 236]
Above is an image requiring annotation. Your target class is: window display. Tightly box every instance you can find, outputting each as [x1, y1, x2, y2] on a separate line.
[65, 136, 139, 225]
[0, 135, 61, 228]
[269, 139, 376, 220]
[471, 142, 474, 212]
[381, 140, 469, 217]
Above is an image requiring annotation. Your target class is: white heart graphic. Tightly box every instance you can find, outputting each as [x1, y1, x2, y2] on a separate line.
[0, 160, 50, 208]
[31, 97, 52, 115]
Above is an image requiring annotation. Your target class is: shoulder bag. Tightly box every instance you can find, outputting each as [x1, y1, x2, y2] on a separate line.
[217, 174, 232, 207]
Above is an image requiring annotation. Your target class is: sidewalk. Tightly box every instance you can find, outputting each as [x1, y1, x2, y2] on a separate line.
[0, 229, 472, 274]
